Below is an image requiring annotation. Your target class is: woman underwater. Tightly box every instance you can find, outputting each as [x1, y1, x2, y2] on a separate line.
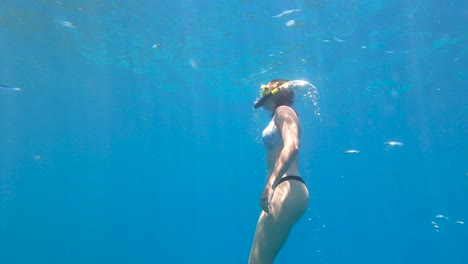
[249, 79, 310, 264]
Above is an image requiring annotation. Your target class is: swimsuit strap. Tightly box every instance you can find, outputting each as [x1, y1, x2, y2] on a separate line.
[274, 175, 306, 189]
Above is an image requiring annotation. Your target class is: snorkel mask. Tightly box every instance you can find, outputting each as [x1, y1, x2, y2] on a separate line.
[253, 84, 282, 109]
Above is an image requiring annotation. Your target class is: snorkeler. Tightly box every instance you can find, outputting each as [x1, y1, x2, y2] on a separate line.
[249, 79, 309, 263]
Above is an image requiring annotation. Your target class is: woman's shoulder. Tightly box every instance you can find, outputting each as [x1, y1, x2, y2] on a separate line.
[274, 105, 297, 117]
[273, 105, 299, 124]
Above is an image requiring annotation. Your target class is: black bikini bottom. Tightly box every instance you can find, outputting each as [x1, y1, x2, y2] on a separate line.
[274, 176, 306, 189]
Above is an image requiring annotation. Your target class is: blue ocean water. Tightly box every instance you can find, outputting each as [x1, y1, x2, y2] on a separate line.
[0, 0, 466, 263]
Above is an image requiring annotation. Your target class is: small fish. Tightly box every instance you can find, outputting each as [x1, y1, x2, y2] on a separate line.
[345, 149, 360, 154]
[435, 214, 449, 220]
[0, 84, 21, 91]
[55, 20, 76, 28]
[385, 141, 404, 147]
[334, 37, 345, 42]
[272, 9, 302, 18]
[454, 220, 464, 225]
[286, 20, 296, 27]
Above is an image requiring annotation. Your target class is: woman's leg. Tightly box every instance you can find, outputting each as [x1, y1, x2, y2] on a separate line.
[249, 181, 309, 264]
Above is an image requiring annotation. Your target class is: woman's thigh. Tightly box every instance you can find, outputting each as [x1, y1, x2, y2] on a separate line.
[250, 181, 309, 262]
